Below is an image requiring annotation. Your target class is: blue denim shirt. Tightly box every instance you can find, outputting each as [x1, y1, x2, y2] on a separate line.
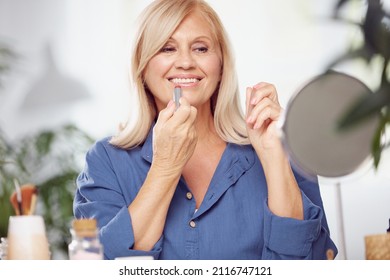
[74, 128, 337, 260]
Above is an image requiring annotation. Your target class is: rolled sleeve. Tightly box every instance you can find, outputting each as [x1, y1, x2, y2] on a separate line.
[73, 139, 163, 260]
[263, 191, 323, 258]
[100, 206, 163, 260]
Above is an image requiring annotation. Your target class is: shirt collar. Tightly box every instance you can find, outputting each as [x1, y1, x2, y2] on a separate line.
[193, 143, 255, 218]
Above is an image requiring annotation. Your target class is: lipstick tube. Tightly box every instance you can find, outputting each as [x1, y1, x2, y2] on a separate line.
[173, 86, 181, 110]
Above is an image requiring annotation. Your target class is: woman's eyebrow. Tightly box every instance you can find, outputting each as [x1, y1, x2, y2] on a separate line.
[168, 35, 213, 43]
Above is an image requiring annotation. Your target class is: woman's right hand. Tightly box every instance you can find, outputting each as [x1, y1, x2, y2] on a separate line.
[129, 97, 197, 251]
[152, 97, 198, 177]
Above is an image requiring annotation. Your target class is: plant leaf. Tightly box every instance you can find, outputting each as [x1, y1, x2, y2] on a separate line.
[363, 0, 390, 60]
[35, 131, 55, 155]
[371, 114, 387, 168]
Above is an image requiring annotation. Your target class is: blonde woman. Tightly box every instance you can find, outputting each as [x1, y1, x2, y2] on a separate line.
[74, 0, 337, 260]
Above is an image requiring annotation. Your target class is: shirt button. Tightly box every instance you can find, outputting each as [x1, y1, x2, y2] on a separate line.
[189, 220, 196, 228]
[186, 192, 193, 200]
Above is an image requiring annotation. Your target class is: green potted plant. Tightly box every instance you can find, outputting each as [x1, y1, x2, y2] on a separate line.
[330, 0, 390, 167]
[0, 43, 95, 259]
[0, 124, 94, 259]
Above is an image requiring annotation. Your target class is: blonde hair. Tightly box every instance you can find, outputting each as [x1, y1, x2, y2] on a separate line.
[110, 0, 249, 149]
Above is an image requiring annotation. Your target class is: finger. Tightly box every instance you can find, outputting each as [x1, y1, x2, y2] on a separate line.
[247, 97, 279, 124]
[253, 105, 281, 130]
[171, 97, 193, 123]
[156, 100, 175, 124]
[252, 81, 269, 89]
[250, 83, 279, 105]
[179, 96, 190, 107]
[245, 87, 254, 118]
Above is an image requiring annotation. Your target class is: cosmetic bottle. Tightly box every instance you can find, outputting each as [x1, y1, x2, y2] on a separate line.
[68, 219, 103, 260]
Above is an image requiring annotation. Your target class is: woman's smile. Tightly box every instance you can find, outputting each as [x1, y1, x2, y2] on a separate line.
[168, 75, 203, 88]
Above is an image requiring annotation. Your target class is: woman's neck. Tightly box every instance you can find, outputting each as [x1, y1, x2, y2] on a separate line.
[194, 104, 219, 142]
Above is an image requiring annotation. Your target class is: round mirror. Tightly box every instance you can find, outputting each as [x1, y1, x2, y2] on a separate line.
[280, 71, 380, 181]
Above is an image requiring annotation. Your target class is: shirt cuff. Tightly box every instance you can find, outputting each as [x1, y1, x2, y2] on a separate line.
[100, 206, 163, 259]
[263, 191, 323, 257]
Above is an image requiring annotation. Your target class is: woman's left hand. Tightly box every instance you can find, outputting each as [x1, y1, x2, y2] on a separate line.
[246, 82, 303, 220]
[245, 82, 283, 154]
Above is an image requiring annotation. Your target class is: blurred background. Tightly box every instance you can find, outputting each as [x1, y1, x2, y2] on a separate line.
[0, 0, 389, 259]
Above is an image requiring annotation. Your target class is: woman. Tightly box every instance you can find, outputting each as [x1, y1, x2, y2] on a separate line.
[74, 0, 337, 260]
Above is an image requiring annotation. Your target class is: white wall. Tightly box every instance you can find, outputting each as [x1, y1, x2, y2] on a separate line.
[1, 0, 389, 259]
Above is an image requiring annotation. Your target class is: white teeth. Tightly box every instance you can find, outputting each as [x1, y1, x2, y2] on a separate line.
[171, 78, 199, 84]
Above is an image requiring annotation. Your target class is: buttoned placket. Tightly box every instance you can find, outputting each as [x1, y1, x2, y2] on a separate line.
[180, 181, 200, 259]
[179, 144, 254, 259]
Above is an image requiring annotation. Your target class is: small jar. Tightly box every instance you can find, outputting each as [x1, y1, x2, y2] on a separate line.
[68, 219, 103, 260]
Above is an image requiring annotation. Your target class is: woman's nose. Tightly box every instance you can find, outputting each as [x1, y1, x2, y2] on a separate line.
[174, 50, 196, 69]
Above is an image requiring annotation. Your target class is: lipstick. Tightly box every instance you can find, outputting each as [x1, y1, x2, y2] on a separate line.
[173, 85, 181, 110]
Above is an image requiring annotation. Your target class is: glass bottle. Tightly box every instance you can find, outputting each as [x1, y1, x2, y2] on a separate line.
[68, 219, 103, 260]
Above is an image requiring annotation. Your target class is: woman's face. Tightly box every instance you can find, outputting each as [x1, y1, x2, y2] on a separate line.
[143, 12, 222, 112]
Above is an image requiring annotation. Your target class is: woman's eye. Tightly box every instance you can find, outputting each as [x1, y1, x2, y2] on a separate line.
[161, 46, 176, 53]
[195, 47, 208, 53]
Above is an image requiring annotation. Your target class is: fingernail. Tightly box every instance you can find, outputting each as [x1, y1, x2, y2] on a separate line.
[253, 83, 263, 89]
